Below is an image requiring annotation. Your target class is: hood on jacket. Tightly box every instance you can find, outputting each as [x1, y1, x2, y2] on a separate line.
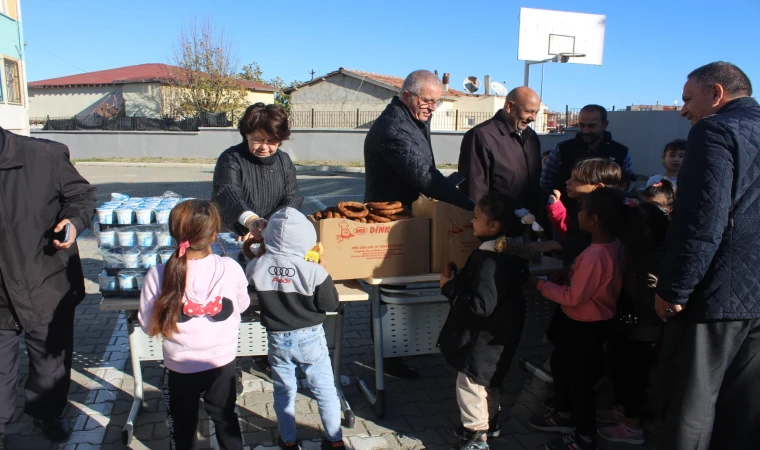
[263, 207, 316, 258]
[184, 254, 228, 306]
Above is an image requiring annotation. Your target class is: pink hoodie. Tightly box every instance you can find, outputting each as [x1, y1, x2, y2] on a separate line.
[139, 254, 250, 374]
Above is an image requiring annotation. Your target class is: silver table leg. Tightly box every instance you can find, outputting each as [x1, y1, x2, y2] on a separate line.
[358, 285, 385, 418]
[123, 315, 143, 446]
[332, 303, 354, 428]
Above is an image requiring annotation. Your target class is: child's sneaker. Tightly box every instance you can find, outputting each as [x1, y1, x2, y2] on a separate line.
[597, 423, 645, 445]
[595, 408, 624, 425]
[529, 411, 576, 433]
[321, 438, 346, 450]
[278, 437, 301, 449]
[451, 430, 489, 450]
[544, 432, 596, 450]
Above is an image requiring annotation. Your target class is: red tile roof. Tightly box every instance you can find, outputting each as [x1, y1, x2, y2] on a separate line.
[28, 63, 278, 91]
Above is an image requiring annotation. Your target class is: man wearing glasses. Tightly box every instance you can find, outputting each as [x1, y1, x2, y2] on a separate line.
[364, 70, 474, 379]
[364, 69, 475, 214]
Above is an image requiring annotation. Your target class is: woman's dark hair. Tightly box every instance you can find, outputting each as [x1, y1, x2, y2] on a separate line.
[148, 200, 221, 338]
[663, 139, 687, 155]
[238, 103, 291, 143]
[478, 193, 525, 238]
[571, 158, 622, 186]
[642, 179, 676, 213]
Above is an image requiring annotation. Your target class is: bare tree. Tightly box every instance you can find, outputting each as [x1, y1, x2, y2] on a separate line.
[168, 19, 248, 117]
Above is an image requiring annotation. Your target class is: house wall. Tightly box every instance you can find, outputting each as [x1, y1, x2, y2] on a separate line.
[123, 83, 162, 118]
[28, 86, 115, 118]
[244, 90, 275, 106]
[0, 6, 27, 134]
[290, 73, 395, 112]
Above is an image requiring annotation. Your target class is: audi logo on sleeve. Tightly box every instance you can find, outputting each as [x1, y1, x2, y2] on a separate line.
[269, 266, 296, 277]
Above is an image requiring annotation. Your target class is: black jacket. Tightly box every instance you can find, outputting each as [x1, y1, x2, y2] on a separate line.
[458, 110, 543, 213]
[212, 143, 303, 235]
[657, 97, 760, 321]
[364, 97, 475, 211]
[437, 241, 528, 386]
[0, 129, 96, 330]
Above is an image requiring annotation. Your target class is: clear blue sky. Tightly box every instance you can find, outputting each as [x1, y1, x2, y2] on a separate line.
[22, 0, 759, 111]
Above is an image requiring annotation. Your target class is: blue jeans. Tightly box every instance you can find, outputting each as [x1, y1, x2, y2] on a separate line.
[267, 325, 342, 443]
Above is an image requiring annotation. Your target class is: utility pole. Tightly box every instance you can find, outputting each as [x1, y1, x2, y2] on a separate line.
[309, 69, 316, 81]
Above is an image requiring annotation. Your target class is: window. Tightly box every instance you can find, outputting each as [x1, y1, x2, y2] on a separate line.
[4, 59, 20, 104]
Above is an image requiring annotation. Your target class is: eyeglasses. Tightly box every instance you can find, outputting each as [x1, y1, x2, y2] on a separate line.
[248, 136, 280, 147]
[408, 91, 443, 108]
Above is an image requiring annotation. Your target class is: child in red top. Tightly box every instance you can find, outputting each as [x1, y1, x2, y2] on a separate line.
[527, 188, 628, 450]
[547, 158, 622, 239]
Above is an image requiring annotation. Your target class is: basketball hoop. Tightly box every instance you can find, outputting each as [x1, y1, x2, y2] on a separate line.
[555, 52, 587, 63]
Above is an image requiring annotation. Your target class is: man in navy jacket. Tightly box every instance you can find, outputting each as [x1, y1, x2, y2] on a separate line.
[655, 62, 760, 450]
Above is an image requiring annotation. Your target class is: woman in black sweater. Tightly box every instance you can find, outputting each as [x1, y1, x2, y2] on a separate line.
[212, 103, 303, 237]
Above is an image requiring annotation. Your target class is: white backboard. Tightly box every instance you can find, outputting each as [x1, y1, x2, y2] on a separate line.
[518, 8, 606, 65]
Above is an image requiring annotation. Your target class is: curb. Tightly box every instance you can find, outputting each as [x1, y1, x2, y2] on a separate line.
[73, 161, 458, 176]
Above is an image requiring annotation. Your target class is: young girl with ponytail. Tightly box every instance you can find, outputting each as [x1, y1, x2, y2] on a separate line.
[139, 200, 250, 450]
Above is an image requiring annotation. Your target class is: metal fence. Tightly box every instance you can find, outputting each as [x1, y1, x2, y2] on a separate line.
[31, 106, 587, 133]
[288, 107, 584, 133]
[30, 112, 233, 132]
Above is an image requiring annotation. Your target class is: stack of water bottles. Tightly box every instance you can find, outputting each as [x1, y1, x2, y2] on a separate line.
[95, 192, 245, 297]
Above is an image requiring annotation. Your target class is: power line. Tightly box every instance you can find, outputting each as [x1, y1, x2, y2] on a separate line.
[24, 35, 106, 80]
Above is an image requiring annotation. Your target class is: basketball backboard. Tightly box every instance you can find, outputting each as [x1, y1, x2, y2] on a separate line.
[517, 8, 606, 65]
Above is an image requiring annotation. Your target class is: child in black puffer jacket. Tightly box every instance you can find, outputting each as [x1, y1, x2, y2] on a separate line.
[438, 193, 530, 450]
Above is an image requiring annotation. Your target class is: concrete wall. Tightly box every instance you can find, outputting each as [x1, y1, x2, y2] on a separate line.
[123, 83, 161, 118]
[31, 110, 693, 177]
[290, 74, 394, 112]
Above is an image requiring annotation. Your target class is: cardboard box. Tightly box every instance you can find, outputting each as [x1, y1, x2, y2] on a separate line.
[309, 216, 430, 281]
[412, 197, 481, 273]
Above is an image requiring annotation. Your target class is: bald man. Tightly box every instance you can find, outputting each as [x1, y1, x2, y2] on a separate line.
[458, 87, 543, 213]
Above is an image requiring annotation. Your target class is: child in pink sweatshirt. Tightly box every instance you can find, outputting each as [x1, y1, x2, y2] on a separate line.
[139, 200, 250, 450]
[527, 188, 627, 450]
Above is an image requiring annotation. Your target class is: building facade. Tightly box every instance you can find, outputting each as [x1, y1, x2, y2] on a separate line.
[0, 0, 28, 135]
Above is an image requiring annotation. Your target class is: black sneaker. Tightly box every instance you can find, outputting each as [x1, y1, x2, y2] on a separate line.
[545, 432, 596, 450]
[32, 417, 72, 442]
[451, 430, 489, 450]
[278, 436, 301, 449]
[453, 421, 500, 440]
[321, 438, 347, 450]
[529, 411, 576, 433]
[383, 357, 418, 379]
[542, 396, 558, 411]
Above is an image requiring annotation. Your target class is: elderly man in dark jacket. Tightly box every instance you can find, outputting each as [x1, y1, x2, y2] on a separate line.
[0, 129, 96, 447]
[364, 69, 474, 212]
[364, 70, 474, 380]
[458, 86, 543, 212]
[655, 62, 760, 450]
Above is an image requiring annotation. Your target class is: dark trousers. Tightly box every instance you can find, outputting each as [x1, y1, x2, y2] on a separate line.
[659, 317, 760, 450]
[609, 332, 655, 419]
[162, 360, 243, 450]
[0, 301, 75, 430]
[550, 310, 607, 436]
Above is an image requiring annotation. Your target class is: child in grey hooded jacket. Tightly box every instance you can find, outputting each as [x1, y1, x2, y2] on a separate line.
[246, 207, 345, 450]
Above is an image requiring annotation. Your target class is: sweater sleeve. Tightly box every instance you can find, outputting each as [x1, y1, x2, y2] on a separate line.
[280, 153, 304, 211]
[313, 274, 339, 313]
[138, 267, 161, 335]
[212, 151, 252, 232]
[458, 129, 490, 203]
[441, 257, 499, 318]
[537, 250, 604, 306]
[546, 201, 568, 239]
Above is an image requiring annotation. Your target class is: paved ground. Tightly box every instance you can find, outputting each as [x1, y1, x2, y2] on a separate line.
[4, 165, 659, 450]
